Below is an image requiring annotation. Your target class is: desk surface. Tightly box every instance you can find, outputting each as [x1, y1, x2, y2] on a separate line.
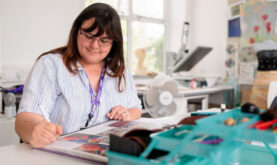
[0, 115, 20, 146]
[0, 115, 188, 165]
[179, 85, 233, 96]
[137, 85, 233, 96]
[0, 143, 98, 165]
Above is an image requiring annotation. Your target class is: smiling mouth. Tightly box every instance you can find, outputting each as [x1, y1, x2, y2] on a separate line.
[86, 49, 99, 54]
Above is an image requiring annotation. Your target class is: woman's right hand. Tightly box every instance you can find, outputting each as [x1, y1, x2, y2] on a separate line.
[29, 120, 63, 148]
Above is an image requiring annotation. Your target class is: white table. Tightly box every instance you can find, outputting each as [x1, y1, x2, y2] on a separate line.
[178, 85, 233, 97]
[138, 85, 234, 113]
[179, 85, 234, 110]
[0, 115, 20, 146]
[0, 143, 100, 165]
[0, 115, 188, 165]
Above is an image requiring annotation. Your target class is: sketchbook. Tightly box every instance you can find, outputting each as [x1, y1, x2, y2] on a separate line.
[40, 120, 169, 163]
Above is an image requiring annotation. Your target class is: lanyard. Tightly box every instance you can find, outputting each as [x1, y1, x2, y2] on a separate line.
[84, 66, 106, 128]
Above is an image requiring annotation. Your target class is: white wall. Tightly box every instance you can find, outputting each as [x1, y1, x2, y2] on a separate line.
[189, 0, 228, 77]
[1, 0, 83, 66]
[167, 0, 187, 52]
[168, 0, 228, 78]
[0, 0, 84, 82]
[0, 0, 228, 81]
[0, 26, 2, 74]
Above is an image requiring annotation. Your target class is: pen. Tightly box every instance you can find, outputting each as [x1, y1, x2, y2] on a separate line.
[39, 105, 61, 140]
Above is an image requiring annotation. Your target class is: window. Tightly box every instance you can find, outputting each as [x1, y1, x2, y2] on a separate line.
[85, 0, 166, 74]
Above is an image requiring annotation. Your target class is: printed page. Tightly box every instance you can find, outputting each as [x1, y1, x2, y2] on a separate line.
[42, 119, 169, 162]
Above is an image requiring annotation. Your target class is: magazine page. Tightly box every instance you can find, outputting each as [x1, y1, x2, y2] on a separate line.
[42, 119, 170, 162]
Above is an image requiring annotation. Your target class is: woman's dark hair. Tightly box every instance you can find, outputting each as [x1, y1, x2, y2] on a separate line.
[39, 3, 125, 91]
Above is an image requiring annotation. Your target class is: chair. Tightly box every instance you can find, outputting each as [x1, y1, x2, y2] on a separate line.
[267, 81, 277, 108]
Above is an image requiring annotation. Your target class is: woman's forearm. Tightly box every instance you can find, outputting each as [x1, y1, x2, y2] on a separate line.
[15, 112, 44, 143]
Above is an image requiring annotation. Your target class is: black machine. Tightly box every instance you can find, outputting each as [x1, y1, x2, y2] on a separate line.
[173, 46, 213, 72]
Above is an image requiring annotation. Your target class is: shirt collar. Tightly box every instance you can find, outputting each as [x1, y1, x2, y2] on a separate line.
[71, 61, 112, 79]
[106, 67, 113, 75]
[71, 61, 83, 71]
[104, 67, 112, 80]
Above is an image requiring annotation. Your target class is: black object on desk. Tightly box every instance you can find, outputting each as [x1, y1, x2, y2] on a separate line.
[173, 46, 212, 72]
[109, 132, 168, 159]
[109, 134, 141, 156]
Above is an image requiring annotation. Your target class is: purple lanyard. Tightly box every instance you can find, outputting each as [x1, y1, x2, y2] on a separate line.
[84, 66, 106, 127]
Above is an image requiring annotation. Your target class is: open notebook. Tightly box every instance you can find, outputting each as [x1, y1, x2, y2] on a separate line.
[39, 120, 169, 163]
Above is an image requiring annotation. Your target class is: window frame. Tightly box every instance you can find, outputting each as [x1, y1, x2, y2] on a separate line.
[123, 0, 168, 73]
[84, 0, 168, 73]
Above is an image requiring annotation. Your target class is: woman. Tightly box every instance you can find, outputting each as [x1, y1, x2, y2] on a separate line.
[15, 3, 142, 148]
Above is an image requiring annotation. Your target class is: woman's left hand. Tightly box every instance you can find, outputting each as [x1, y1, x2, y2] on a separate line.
[107, 105, 130, 121]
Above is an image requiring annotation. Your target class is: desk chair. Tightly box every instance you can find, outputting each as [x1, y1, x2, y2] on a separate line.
[268, 81, 277, 108]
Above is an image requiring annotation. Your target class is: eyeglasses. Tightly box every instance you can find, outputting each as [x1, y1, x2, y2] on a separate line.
[79, 29, 113, 48]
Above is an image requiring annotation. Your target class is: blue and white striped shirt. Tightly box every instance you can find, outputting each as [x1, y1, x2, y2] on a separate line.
[18, 54, 142, 134]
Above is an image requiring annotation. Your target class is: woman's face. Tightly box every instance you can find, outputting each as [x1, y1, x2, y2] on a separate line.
[77, 18, 113, 65]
